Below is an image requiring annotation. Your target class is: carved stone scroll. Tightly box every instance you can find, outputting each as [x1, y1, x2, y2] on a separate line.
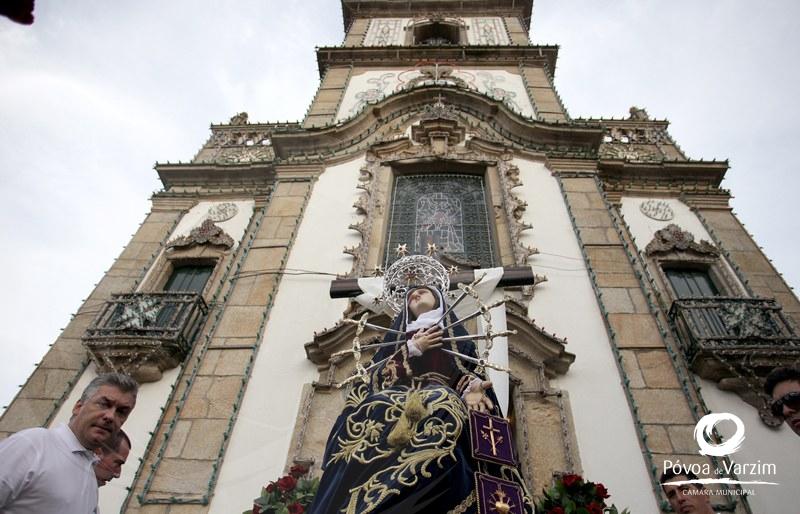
[645, 224, 718, 257]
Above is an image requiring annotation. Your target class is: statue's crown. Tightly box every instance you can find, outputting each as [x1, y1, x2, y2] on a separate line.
[382, 255, 450, 314]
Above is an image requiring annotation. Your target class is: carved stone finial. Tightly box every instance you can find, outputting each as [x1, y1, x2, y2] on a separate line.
[229, 112, 248, 125]
[629, 106, 649, 120]
[395, 243, 409, 257]
[645, 224, 718, 256]
[167, 218, 235, 250]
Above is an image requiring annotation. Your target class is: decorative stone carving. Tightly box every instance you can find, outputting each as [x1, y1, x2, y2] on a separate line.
[468, 18, 509, 45]
[628, 106, 649, 120]
[207, 202, 239, 222]
[167, 218, 235, 250]
[217, 145, 275, 164]
[420, 97, 460, 121]
[195, 128, 275, 164]
[497, 157, 538, 269]
[599, 144, 663, 162]
[639, 199, 674, 221]
[345, 128, 539, 286]
[603, 126, 669, 145]
[645, 224, 718, 257]
[364, 18, 405, 46]
[229, 112, 248, 125]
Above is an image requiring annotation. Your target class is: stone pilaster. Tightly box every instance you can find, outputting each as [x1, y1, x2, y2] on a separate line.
[557, 172, 748, 513]
[692, 205, 800, 326]
[0, 205, 186, 439]
[125, 180, 313, 513]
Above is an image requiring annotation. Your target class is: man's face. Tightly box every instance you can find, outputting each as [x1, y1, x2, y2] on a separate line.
[771, 379, 800, 435]
[69, 385, 136, 450]
[663, 476, 714, 514]
[94, 440, 130, 486]
[408, 288, 437, 318]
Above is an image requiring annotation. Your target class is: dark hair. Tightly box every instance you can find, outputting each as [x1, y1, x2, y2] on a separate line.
[99, 429, 131, 454]
[660, 468, 703, 490]
[764, 367, 800, 395]
[79, 373, 139, 404]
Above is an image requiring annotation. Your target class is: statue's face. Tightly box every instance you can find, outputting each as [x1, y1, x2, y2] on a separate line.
[408, 287, 437, 318]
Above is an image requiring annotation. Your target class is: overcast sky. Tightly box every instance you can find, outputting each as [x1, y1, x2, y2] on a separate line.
[1, 1, 798, 412]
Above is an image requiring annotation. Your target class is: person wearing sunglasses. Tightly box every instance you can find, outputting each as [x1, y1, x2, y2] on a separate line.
[764, 366, 800, 436]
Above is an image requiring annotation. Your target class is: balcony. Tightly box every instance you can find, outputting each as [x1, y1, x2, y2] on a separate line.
[669, 297, 800, 422]
[83, 292, 208, 382]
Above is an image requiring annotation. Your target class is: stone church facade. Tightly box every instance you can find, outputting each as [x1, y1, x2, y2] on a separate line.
[2, 1, 798, 512]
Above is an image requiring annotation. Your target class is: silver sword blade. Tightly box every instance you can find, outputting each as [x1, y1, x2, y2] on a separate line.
[343, 318, 405, 335]
[440, 299, 506, 331]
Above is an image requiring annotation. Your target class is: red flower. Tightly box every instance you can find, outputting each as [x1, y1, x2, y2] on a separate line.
[548, 507, 565, 514]
[287, 502, 305, 514]
[276, 475, 298, 493]
[587, 501, 603, 514]
[252, 505, 261, 514]
[265, 482, 276, 493]
[594, 483, 610, 499]
[561, 474, 581, 488]
[290, 464, 309, 478]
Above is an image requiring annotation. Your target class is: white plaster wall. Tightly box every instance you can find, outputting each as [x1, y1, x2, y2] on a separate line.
[362, 17, 510, 47]
[336, 68, 535, 121]
[619, 197, 745, 294]
[49, 363, 181, 513]
[137, 200, 255, 291]
[697, 378, 800, 513]
[209, 158, 364, 514]
[464, 17, 510, 45]
[513, 158, 660, 512]
[363, 18, 411, 46]
[621, 197, 799, 510]
[169, 200, 254, 250]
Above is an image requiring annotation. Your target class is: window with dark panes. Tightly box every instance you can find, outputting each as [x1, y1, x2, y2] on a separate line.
[664, 268, 726, 337]
[384, 174, 495, 267]
[164, 265, 214, 293]
[156, 264, 214, 327]
[665, 269, 719, 298]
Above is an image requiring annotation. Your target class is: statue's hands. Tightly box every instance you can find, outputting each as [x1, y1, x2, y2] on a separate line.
[411, 326, 443, 353]
[464, 380, 494, 413]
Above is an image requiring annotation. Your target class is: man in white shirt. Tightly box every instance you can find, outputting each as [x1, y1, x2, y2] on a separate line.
[0, 372, 138, 513]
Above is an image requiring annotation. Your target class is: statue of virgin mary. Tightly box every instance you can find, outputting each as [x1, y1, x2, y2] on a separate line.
[307, 256, 533, 514]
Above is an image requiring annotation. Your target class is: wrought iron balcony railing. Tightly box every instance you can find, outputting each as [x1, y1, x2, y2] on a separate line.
[670, 296, 797, 383]
[83, 292, 208, 382]
[669, 297, 799, 354]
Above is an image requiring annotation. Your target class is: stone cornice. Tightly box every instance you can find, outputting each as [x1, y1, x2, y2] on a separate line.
[340, 0, 534, 31]
[598, 159, 728, 187]
[315, 45, 558, 77]
[269, 86, 602, 159]
[155, 162, 274, 189]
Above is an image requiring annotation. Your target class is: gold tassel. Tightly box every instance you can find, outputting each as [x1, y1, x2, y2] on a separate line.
[387, 391, 428, 447]
[404, 390, 427, 422]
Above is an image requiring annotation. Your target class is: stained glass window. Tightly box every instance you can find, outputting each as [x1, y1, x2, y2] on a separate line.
[384, 174, 495, 267]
